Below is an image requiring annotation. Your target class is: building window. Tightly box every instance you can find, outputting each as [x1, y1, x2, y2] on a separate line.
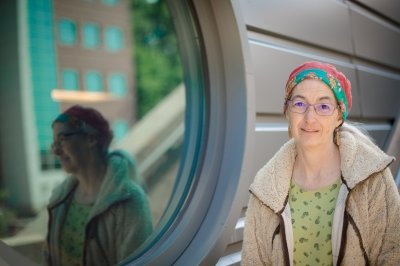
[101, 0, 120, 6]
[62, 69, 79, 90]
[83, 23, 100, 49]
[58, 19, 77, 45]
[105, 26, 124, 52]
[85, 71, 103, 92]
[112, 120, 129, 140]
[108, 73, 127, 96]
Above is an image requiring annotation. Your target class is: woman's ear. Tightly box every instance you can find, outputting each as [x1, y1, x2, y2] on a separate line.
[284, 104, 289, 119]
[87, 135, 98, 148]
[336, 112, 343, 127]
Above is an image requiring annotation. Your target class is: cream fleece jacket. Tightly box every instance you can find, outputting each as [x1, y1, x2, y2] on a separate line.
[242, 124, 400, 266]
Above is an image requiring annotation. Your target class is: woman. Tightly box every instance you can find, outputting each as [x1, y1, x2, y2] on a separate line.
[242, 61, 400, 265]
[43, 105, 153, 266]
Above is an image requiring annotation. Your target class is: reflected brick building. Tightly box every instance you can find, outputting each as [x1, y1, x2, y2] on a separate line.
[0, 0, 136, 213]
[50, 0, 136, 166]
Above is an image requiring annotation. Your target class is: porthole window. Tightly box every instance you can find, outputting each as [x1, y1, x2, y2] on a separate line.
[2, 0, 227, 264]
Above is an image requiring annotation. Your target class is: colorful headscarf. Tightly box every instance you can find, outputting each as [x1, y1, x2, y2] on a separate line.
[53, 105, 113, 150]
[284, 61, 352, 120]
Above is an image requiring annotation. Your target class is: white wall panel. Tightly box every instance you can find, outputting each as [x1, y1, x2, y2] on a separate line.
[240, 0, 353, 54]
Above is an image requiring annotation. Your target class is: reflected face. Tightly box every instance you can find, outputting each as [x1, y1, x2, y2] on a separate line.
[52, 122, 90, 174]
[286, 79, 342, 148]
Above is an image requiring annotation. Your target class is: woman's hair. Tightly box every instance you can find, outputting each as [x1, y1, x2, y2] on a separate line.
[341, 121, 376, 144]
[53, 105, 113, 156]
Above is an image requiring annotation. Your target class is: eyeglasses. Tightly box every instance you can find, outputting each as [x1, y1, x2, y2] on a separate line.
[287, 100, 338, 116]
[51, 131, 84, 150]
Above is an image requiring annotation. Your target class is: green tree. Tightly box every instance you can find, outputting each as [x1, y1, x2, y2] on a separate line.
[131, 0, 183, 119]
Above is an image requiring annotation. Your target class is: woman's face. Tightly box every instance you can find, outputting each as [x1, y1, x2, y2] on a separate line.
[286, 79, 342, 149]
[52, 122, 91, 174]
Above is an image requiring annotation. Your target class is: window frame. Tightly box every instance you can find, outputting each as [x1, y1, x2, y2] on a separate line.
[122, 0, 253, 264]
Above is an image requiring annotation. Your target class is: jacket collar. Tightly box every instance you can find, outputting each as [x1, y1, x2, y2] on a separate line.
[249, 123, 394, 213]
[249, 139, 296, 213]
[48, 150, 141, 218]
[338, 124, 394, 189]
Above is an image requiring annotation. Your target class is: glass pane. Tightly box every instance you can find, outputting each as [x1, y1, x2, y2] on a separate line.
[82, 23, 100, 49]
[1, 0, 191, 264]
[108, 73, 127, 96]
[105, 26, 124, 51]
[112, 119, 129, 140]
[58, 19, 76, 45]
[62, 69, 79, 90]
[102, 0, 120, 6]
[85, 71, 103, 91]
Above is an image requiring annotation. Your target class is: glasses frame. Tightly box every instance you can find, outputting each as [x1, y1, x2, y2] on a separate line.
[287, 99, 339, 116]
[51, 131, 85, 150]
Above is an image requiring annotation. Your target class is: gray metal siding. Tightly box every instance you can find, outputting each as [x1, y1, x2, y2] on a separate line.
[352, 0, 400, 24]
[241, 0, 353, 54]
[350, 4, 400, 69]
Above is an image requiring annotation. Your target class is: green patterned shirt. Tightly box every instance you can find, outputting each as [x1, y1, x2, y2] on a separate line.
[289, 178, 341, 266]
[60, 199, 92, 266]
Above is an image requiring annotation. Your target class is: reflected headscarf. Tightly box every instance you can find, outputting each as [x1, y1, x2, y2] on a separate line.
[53, 105, 113, 152]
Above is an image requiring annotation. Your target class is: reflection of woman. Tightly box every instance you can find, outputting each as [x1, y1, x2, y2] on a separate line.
[242, 61, 400, 265]
[44, 105, 153, 266]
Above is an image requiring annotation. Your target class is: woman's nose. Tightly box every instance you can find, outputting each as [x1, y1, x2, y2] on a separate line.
[304, 105, 317, 120]
[51, 142, 62, 155]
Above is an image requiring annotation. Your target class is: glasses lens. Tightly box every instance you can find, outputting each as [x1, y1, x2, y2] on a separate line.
[51, 131, 81, 150]
[290, 100, 307, 113]
[315, 103, 334, 115]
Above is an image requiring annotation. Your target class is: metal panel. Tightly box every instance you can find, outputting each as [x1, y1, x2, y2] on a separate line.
[253, 121, 390, 170]
[357, 65, 400, 118]
[239, 0, 353, 54]
[253, 124, 289, 175]
[249, 39, 361, 117]
[367, 129, 391, 148]
[350, 6, 400, 69]
[353, 0, 400, 24]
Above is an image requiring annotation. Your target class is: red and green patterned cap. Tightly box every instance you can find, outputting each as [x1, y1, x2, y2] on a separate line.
[284, 61, 352, 120]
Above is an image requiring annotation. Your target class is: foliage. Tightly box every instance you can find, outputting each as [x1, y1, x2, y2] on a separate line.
[131, 0, 183, 119]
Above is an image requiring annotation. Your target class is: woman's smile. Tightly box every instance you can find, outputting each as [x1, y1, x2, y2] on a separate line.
[301, 127, 319, 133]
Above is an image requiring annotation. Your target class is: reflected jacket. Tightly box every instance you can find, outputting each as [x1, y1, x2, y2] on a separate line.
[242, 124, 400, 265]
[44, 150, 153, 266]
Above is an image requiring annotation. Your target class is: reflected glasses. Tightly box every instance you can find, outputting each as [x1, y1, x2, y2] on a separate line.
[287, 100, 338, 116]
[51, 131, 84, 150]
